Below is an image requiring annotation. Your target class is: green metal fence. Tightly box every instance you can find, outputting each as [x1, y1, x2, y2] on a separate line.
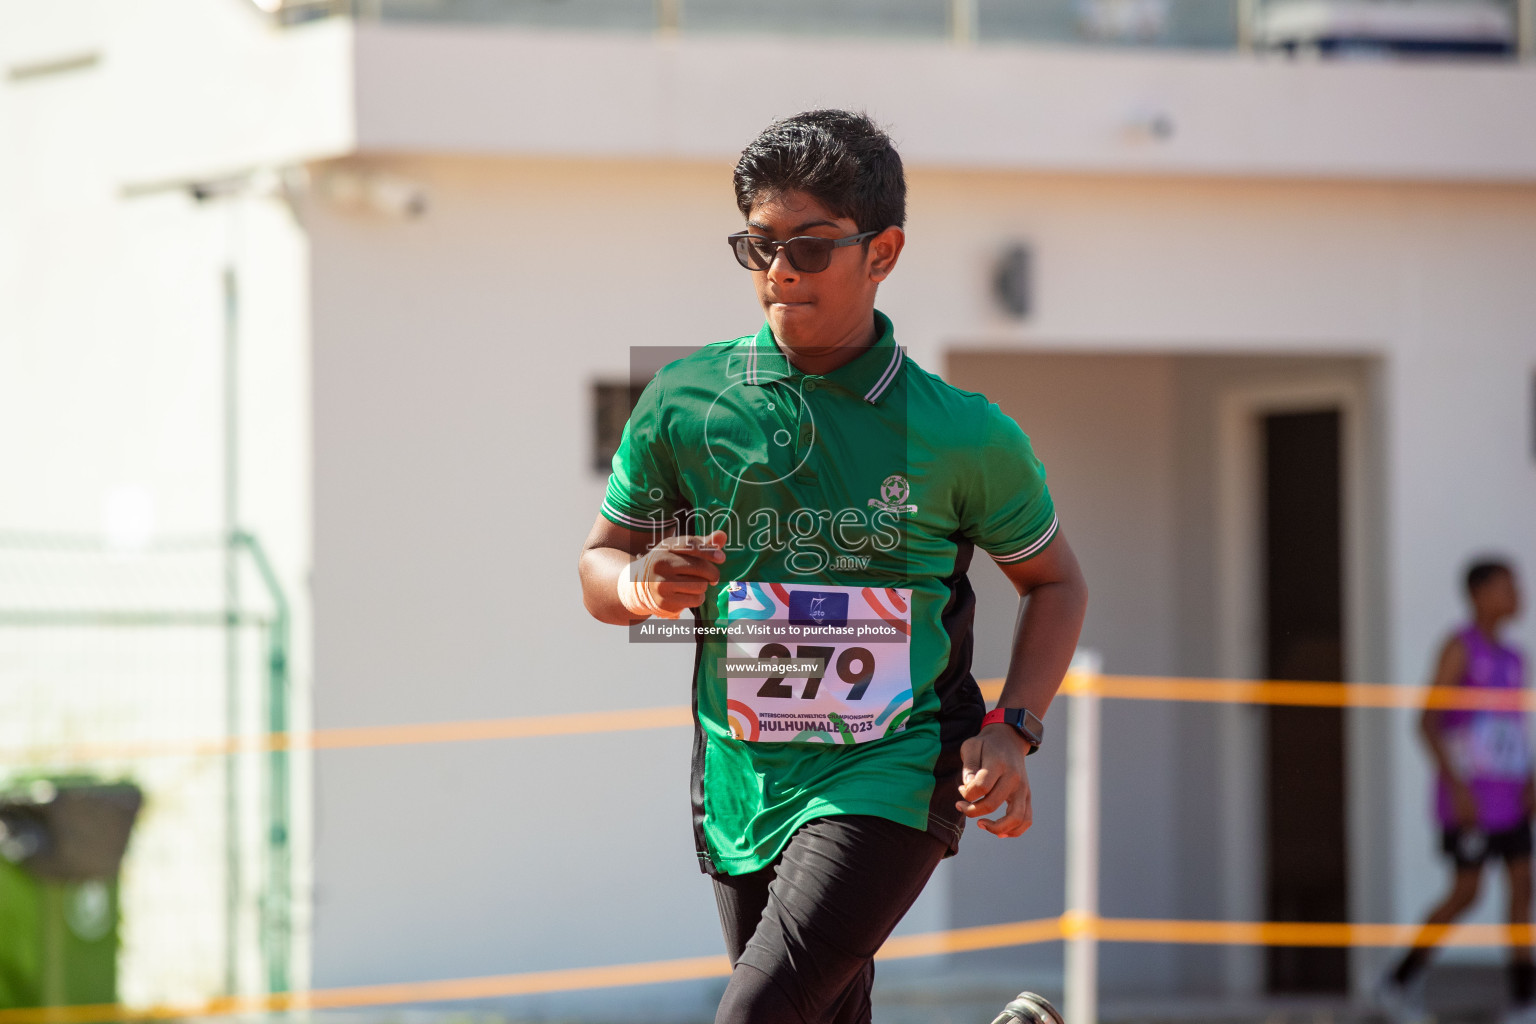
[0, 531, 291, 1006]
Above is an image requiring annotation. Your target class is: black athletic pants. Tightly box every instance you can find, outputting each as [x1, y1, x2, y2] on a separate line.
[712, 814, 948, 1024]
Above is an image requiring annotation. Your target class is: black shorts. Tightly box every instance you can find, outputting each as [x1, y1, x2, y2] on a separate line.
[1442, 821, 1534, 869]
[711, 814, 947, 1024]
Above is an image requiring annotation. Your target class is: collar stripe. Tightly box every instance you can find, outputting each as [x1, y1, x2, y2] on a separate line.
[991, 516, 1060, 564]
[863, 344, 904, 403]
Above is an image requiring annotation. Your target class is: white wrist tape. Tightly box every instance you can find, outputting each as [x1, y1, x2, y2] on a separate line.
[617, 551, 680, 620]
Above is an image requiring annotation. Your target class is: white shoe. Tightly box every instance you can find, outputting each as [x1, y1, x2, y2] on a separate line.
[990, 992, 1064, 1024]
[1374, 973, 1431, 1024]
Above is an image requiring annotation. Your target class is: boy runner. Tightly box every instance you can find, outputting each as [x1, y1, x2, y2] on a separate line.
[578, 110, 1088, 1024]
[1379, 560, 1533, 1024]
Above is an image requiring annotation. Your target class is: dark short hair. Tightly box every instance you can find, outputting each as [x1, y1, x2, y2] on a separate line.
[733, 109, 905, 234]
[1466, 558, 1513, 595]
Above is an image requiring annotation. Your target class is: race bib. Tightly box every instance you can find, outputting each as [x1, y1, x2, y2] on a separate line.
[722, 582, 912, 745]
[1450, 714, 1532, 780]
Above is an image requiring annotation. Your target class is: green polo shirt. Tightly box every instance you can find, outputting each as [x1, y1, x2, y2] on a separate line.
[601, 310, 1057, 875]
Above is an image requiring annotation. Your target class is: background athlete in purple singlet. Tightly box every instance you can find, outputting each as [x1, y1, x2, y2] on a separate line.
[1380, 560, 1533, 1024]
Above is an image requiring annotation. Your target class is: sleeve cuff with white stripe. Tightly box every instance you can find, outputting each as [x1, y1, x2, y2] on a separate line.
[600, 499, 670, 532]
[988, 515, 1059, 564]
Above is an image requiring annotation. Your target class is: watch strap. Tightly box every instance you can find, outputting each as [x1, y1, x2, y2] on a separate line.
[981, 707, 1044, 755]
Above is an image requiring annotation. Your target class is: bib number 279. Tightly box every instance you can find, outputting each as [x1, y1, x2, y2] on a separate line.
[755, 644, 874, 700]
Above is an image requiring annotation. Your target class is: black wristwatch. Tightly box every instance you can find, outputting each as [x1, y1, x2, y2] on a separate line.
[982, 706, 1044, 755]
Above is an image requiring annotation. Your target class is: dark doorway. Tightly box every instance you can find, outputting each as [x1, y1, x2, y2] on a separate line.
[1262, 409, 1349, 993]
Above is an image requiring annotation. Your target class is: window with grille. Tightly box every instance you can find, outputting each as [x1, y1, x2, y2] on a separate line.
[593, 381, 645, 473]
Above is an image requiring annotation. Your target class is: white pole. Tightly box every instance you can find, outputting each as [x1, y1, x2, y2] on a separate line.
[1236, 0, 1259, 54]
[949, 0, 977, 44]
[1064, 650, 1102, 1024]
[657, 0, 681, 33]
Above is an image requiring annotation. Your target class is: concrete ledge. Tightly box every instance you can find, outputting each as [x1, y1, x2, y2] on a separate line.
[354, 21, 1536, 183]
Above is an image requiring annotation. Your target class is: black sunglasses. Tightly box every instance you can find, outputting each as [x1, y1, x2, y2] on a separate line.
[727, 230, 881, 273]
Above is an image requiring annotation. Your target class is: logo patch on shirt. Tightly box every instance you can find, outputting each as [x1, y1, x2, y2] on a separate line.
[788, 590, 849, 628]
[868, 473, 918, 515]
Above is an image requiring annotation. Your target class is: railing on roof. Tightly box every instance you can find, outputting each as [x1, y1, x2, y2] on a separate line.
[265, 0, 1534, 58]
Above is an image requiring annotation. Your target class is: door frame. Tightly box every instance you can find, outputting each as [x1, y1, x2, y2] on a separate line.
[1212, 377, 1372, 996]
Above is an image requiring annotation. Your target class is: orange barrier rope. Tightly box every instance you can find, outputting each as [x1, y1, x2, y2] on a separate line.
[0, 706, 695, 765]
[0, 913, 1527, 1024]
[1085, 915, 1535, 948]
[1049, 673, 1534, 711]
[3, 673, 1526, 767]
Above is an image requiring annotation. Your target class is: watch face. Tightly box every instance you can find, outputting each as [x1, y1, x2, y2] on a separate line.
[1010, 708, 1043, 744]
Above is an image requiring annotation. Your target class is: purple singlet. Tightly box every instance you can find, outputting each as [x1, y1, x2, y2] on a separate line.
[1435, 626, 1530, 831]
